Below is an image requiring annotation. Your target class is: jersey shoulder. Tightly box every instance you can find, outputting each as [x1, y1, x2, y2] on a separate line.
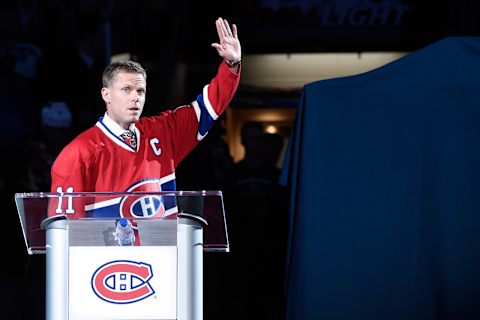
[52, 126, 103, 174]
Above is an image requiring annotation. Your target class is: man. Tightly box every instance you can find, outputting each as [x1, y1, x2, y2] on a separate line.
[50, 17, 241, 218]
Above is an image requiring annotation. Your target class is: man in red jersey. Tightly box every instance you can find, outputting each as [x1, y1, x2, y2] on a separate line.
[50, 17, 241, 219]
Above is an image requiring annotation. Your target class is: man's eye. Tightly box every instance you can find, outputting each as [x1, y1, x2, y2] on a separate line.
[122, 87, 131, 93]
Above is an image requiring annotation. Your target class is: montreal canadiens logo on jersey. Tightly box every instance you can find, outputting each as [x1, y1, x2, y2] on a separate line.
[120, 180, 165, 219]
[91, 260, 155, 304]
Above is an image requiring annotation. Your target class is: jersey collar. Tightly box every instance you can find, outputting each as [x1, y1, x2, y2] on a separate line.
[96, 113, 140, 152]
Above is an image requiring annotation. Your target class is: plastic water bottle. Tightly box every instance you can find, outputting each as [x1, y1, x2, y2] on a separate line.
[116, 218, 135, 246]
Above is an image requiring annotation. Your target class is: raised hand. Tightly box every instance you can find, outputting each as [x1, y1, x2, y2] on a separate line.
[211, 17, 242, 64]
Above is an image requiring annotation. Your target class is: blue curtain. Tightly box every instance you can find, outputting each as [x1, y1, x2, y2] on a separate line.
[280, 36, 480, 320]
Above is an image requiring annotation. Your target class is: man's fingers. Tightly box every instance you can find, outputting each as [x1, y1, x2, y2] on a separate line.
[224, 19, 233, 36]
[216, 19, 225, 39]
[232, 24, 238, 38]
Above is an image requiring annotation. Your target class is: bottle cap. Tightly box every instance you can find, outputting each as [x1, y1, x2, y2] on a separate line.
[119, 218, 129, 227]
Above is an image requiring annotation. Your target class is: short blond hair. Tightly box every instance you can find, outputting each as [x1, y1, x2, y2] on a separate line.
[102, 60, 147, 87]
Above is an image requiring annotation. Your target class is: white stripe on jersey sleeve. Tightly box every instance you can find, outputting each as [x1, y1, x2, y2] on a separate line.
[159, 173, 176, 185]
[192, 100, 201, 122]
[164, 206, 179, 217]
[202, 84, 219, 120]
[197, 131, 208, 141]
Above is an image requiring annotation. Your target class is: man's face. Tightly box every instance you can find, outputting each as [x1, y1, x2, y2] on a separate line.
[101, 71, 146, 129]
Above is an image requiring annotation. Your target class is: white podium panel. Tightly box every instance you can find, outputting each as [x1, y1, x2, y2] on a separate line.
[69, 246, 177, 320]
[16, 191, 230, 320]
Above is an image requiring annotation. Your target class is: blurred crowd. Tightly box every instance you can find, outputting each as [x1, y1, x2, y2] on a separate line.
[1, 2, 109, 318]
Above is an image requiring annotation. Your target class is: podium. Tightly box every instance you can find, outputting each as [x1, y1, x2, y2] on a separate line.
[15, 191, 230, 320]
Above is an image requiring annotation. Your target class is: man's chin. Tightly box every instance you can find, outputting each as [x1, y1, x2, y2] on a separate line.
[125, 117, 140, 127]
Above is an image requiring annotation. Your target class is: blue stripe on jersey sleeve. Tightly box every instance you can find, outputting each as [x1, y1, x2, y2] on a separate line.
[196, 93, 215, 137]
[161, 179, 177, 209]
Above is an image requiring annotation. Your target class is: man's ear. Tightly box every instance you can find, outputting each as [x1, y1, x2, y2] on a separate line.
[101, 87, 109, 103]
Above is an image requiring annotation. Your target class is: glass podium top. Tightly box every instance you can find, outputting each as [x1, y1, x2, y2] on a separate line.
[15, 191, 229, 254]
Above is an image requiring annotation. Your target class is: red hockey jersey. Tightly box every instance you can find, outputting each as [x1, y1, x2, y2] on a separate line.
[50, 62, 240, 218]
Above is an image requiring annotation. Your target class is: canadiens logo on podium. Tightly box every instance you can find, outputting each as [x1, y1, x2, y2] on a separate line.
[91, 260, 155, 304]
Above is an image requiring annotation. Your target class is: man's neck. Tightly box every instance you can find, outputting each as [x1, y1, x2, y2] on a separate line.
[102, 113, 135, 134]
